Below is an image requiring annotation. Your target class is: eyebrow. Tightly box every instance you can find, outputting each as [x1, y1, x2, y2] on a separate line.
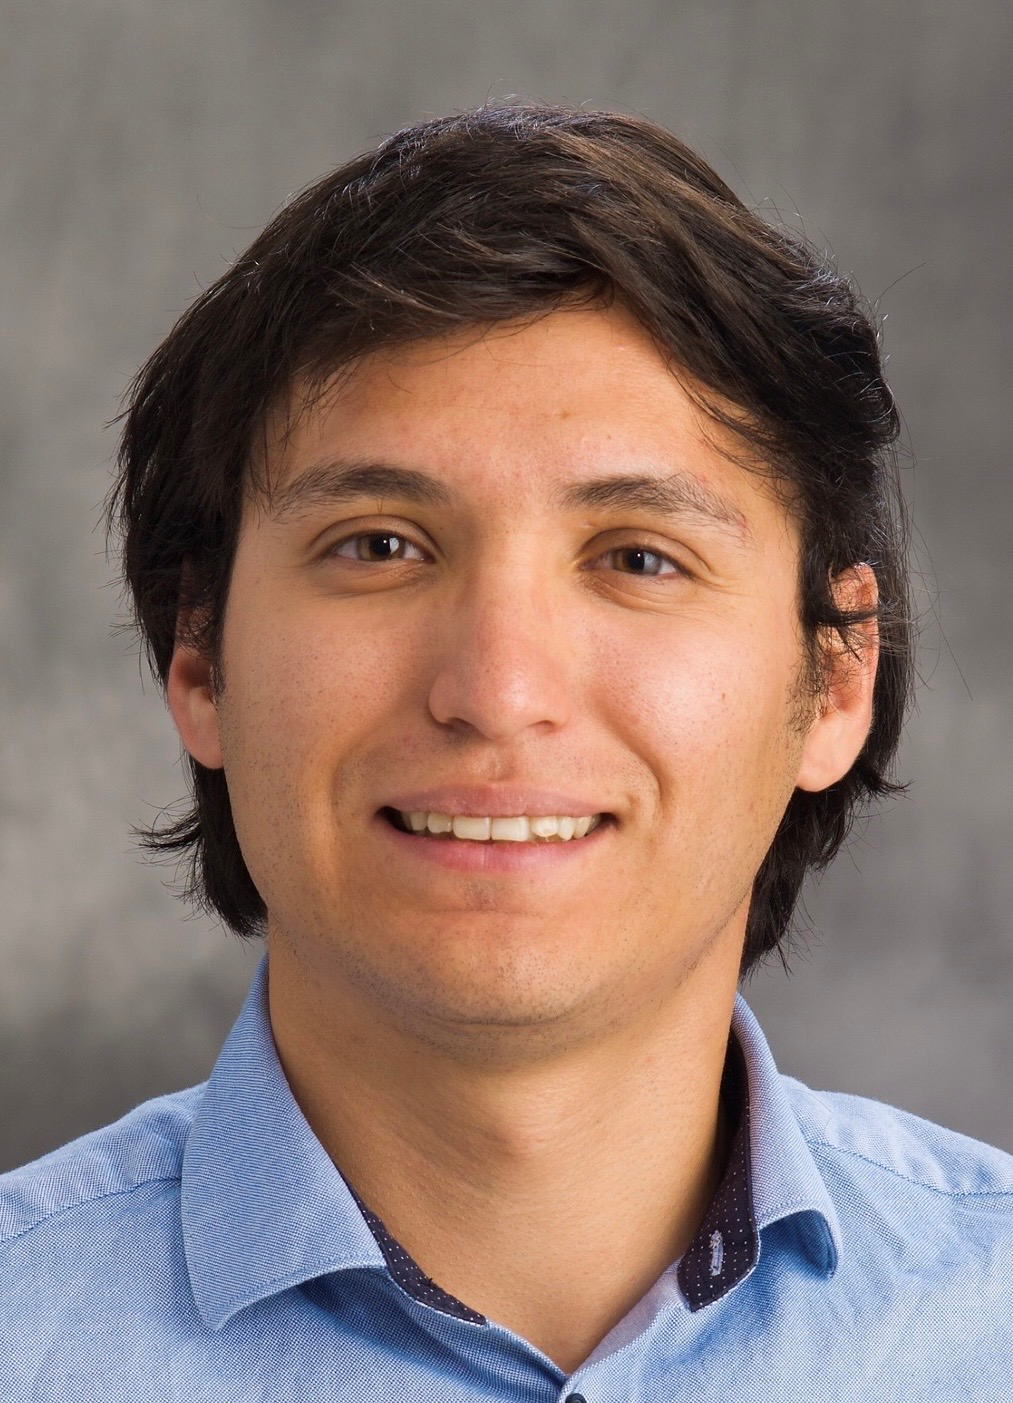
[556, 472, 752, 543]
[268, 458, 752, 544]
[268, 461, 454, 519]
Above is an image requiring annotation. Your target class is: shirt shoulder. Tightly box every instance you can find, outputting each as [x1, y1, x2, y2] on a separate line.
[0, 1083, 205, 1252]
[783, 1075, 1013, 1197]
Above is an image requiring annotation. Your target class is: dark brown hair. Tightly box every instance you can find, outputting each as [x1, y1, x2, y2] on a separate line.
[110, 101, 912, 971]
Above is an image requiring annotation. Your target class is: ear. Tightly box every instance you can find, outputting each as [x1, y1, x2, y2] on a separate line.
[167, 643, 224, 770]
[795, 564, 879, 793]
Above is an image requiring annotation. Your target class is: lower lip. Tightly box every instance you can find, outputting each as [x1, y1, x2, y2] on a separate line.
[374, 814, 613, 872]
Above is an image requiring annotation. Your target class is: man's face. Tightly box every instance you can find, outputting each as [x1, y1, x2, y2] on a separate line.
[178, 305, 823, 1054]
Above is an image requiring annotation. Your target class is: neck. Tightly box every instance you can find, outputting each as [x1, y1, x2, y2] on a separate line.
[267, 936, 740, 1374]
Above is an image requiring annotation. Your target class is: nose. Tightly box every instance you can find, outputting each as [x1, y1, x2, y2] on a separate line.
[427, 566, 573, 741]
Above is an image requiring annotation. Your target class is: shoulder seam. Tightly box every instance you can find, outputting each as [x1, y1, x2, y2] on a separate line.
[1, 1174, 181, 1253]
[806, 1136, 1013, 1200]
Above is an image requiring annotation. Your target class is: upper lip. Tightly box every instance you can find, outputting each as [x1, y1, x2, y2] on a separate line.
[380, 787, 613, 818]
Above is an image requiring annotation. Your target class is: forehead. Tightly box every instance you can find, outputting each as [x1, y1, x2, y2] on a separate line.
[257, 304, 789, 541]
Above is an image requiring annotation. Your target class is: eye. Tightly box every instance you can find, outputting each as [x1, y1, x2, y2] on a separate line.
[600, 545, 685, 577]
[328, 532, 427, 563]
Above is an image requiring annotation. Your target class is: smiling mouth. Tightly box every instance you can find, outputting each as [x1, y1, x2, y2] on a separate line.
[381, 808, 609, 843]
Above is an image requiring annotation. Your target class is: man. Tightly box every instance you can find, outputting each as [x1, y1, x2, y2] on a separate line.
[2, 102, 1010, 1399]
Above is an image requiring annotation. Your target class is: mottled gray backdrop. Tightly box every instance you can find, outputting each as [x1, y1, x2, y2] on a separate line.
[2, 0, 1011, 1170]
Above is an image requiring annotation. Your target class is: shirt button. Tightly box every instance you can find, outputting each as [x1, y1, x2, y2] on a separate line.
[565, 1395, 588, 1402]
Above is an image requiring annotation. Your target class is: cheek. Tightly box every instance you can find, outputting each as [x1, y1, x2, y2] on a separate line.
[216, 602, 421, 827]
[596, 612, 803, 815]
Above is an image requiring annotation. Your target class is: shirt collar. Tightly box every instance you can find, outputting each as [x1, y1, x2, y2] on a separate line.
[181, 958, 385, 1330]
[182, 961, 840, 1328]
[677, 997, 841, 1309]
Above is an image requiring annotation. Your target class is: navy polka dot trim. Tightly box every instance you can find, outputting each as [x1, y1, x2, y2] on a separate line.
[677, 1033, 757, 1310]
[345, 1183, 486, 1323]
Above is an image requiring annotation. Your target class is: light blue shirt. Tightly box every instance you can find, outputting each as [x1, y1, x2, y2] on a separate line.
[2, 958, 1012, 1400]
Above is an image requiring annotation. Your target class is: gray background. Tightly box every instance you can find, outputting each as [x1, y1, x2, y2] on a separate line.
[1, 0, 1010, 1172]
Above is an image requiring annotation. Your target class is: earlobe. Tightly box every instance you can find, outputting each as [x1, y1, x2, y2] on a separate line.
[795, 564, 880, 794]
[167, 644, 224, 770]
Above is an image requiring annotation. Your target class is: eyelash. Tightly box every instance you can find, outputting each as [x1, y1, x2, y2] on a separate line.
[324, 532, 688, 579]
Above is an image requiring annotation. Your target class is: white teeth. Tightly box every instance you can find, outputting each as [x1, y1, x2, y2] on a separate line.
[399, 811, 603, 842]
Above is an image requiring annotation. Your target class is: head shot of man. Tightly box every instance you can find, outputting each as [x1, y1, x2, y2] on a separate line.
[2, 102, 1010, 1400]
